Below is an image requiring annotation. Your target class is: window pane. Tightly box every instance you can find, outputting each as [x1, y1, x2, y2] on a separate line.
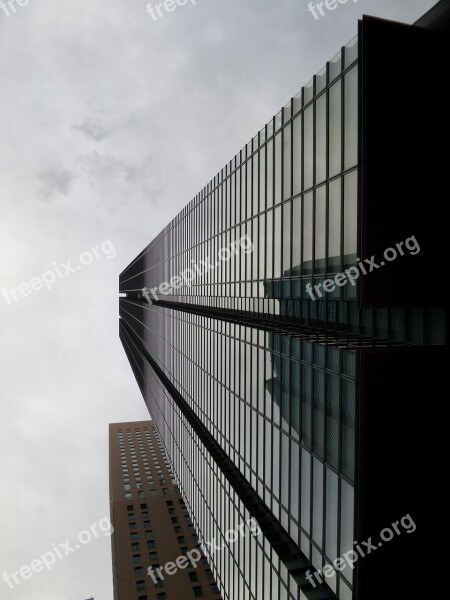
[267, 140, 274, 208]
[274, 206, 282, 278]
[312, 458, 324, 548]
[316, 94, 326, 184]
[290, 440, 299, 521]
[328, 179, 341, 273]
[341, 380, 355, 481]
[340, 480, 354, 583]
[292, 197, 301, 273]
[282, 202, 291, 273]
[259, 146, 266, 213]
[326, 374, 339, 469]
[344, 66, 358, 169]
[300, 449, 311, 534]
[315, 186, 326, 274]
[275, 133, 282, 205]
[304, 106, 313, 190]
[293, 115, 302, 195]
[283, 124, 292, 200]
[325, 468, 339, 561]
[329, 81, 341, 177]
[313, 369, 325, 458]
[303, 193, 313, 273]
[343, 171, 357, 267]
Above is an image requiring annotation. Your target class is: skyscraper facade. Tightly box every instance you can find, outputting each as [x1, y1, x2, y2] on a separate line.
[109, 421, 222, 600]
[119, 6, 449, 600]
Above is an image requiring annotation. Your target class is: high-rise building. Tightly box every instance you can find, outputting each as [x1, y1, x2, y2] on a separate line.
[118, 4, 449, 600]
[109, 421, 222, 600]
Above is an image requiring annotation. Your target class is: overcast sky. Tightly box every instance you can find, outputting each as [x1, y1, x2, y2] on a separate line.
[0, 0, 436, 598]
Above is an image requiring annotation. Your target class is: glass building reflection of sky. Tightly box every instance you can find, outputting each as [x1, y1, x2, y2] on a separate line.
[119, 27, 445, 600]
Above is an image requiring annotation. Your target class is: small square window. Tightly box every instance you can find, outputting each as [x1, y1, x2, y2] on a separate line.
[147, 540, 155, 549]
[193, 586, 203, 597]
[131, 543, 139, 551]
[136, 580, 145, 592]
[188, 572, 198, 582]
[178, 536, 185, 544]
[135, 567, 144, 576]
[149, 551, 158, 561]
[156, 593, 166, 600]
[140, 504, 147, 510]
[130, 532, 138, 540]
[133, 555, 141, 564]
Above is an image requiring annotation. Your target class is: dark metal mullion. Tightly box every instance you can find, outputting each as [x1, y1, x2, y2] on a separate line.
[270, 117, 276, 322]
[280, 109, 285, 306]
[262, 124, 268, 316]
[325, 60, 331, 333]
[300, 89, 306, 325]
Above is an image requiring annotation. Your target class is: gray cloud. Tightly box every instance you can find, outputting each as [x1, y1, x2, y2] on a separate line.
[73, 117, 117, 142]
[36, 166, 75, 201]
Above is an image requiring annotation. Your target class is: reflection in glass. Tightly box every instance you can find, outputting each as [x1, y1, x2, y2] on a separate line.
[326, 374, 339, 469]
[301, 449, 311, 534]
[345, 34, 358, 67]
[341, 380, 355, 481]
[283, 123, 292, 201]
[275, 133, 282, 205]
[304, 106, 313, 190]
[312, 458, 324, 548]
[329, 81, 342, 178]
[283, 202, 291, 273]
[303, 193, 313, 273]
[274, 206, 282, 278]
[292, 197, 301, 273]
[315, 186, 326, 274]
[267, 140, 274, 209]
[293, 115, 302, 196]
[343, 171, 357, 266]
[316, 94, 326, 184]
[328, 179, 341, 273]
[325, 468, 339, 561]
[340, 479, 354, 564]
[259, 146, 266, 213]
[344, 66, 358, 170]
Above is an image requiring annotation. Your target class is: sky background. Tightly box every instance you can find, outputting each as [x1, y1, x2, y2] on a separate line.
[0, 0, 436, 598]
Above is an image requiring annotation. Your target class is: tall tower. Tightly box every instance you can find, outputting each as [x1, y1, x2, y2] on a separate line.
[109, 421, 222, 600]
[118, 5, 449, 599]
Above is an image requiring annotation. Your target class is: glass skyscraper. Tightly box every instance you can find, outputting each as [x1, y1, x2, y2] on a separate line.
[119, 7, 449, 600]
